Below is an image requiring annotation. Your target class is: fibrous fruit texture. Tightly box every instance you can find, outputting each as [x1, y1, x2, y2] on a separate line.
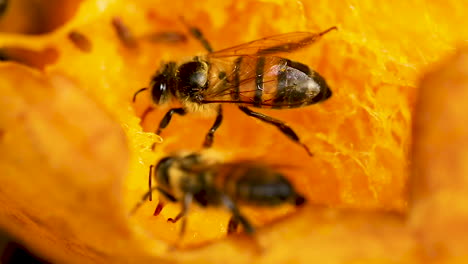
[0, 0, 467, 263]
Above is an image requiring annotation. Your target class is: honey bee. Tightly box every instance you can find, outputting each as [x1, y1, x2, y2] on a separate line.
[131, 152, 306, 236]
[133, 21, 337, 156]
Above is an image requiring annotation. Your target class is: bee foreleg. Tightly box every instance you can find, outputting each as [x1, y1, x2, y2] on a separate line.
[238, 106, 313, 157]
[203, 106, 223, 148]
[156, 187, 178, 202]
[156, 108, 187, 135]
[129, 186, 177, 216]
[168, 193, 193, 238]
[222, 195, 255, 234]
[154, 201, 165, 216]
[139, 107, 155, 126]
[129, 186, 160, 215]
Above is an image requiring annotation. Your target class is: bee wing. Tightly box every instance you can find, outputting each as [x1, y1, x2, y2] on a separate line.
[201, 56, 312, 108]
[208, 27, 337, 58]
[200, 56, 281, 102]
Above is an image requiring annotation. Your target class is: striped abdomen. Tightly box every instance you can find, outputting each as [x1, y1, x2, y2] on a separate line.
[214, 162, 301, 206]
[219, 56, 332, 109]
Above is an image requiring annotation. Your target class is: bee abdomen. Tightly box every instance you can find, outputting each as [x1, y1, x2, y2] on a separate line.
[253, 57, 266, 107]
[237, 181, 295, 206]
[272, 59, 332, 109]
[232, 57, 332, 109]
[222, 165, 298, 206]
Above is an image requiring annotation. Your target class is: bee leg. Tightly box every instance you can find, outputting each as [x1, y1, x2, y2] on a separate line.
[148, 165, 154, 201]
[238, 106, 313, 156]
[222, 195, 255, 234]
[154, 201, 165, 216]
[156, 108, 187, 135]
[156, 187, 178, 202]
[129, 186, 160, 215]
[139, 106, 155, 127]
[129, 186, 177, 216]
[223, 196, 265, 254]
[168, 194, 193, 238]
[203, 106, 223, 148]
[180, 17, 213, 53]
[227, 216, 239, 234]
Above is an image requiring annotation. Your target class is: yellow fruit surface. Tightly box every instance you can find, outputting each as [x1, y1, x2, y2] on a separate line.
[0, 0, 467, 263]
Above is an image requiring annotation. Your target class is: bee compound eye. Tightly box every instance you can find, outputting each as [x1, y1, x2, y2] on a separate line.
[150, 75, 168, 104]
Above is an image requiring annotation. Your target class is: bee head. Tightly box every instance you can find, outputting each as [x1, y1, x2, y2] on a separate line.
[177, 59, 209, 99]
[150, 62, 177, 105]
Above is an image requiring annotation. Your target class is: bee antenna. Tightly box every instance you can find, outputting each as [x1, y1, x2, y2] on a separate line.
[132, 87, 148, 103]
[320, 26, 338, 36]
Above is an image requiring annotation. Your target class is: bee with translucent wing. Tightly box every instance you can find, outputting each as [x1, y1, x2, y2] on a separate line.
[131, 152, 306, 237]
[133, 21, 336, 156]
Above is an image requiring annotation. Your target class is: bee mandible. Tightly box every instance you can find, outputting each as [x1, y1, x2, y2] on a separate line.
[133, 21, 337, 156]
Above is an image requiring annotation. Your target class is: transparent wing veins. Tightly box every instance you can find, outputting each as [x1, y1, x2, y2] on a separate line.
[208, 26, 337, 58]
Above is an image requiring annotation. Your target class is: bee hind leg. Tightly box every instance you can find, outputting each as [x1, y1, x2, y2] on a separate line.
[238, 106, 313, 157]
[223, 196, 266, 254]
[203, 106, 223, 148]
[222, 195, 255, 234]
